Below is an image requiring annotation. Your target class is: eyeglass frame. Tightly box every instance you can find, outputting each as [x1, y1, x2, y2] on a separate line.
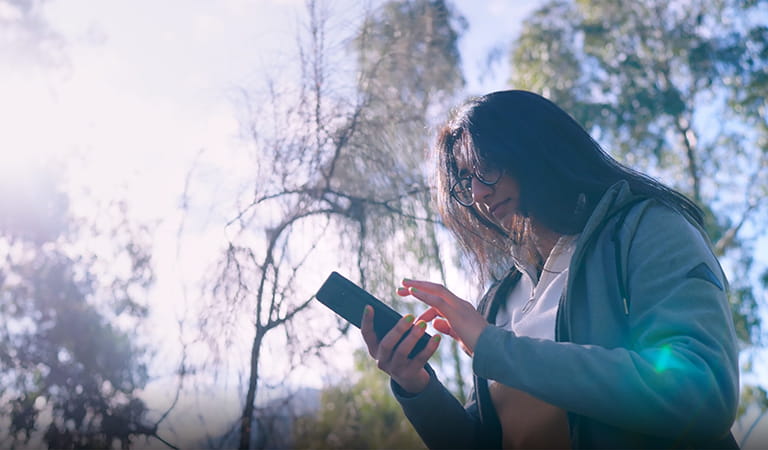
[449, 166, 503, 207]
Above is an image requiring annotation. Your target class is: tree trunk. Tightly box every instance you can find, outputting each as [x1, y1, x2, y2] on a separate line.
[430, 227, 466, 402]
[239, 330, 264, 450]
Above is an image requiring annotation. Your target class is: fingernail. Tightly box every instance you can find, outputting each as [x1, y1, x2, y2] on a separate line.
[432, 334, 441, 342]
[409, 287, 418, 293]
[418, 321, 427, 329]
[404, 314, 414, 323]
[402, 278, 412, 283]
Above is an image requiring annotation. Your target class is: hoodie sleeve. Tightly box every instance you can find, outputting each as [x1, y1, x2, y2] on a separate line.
[471, 204, 739, 441]
[391, 365, 491, 449]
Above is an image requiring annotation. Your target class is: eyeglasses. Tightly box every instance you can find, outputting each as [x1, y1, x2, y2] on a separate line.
[450, 166, 503, 207]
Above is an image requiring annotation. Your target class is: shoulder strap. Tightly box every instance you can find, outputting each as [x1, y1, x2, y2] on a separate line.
[474, 268, 521, 448]
[478, 269, 521, 322]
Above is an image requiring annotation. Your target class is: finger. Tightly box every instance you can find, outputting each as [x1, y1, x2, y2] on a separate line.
[392, 320, 428, 361]
[410, 333, 442, 367]
[360, 306, 378, 356]
[402, 279, 458, 300]
[401, 278, 445, 290]
[377, 314, 415, 362]
[416, 307, 442, 323]
[402, 280, 466, 311]
[407, 286, 449, 311]
[433, 318, 457, 338]
[398, 289, 448, 320]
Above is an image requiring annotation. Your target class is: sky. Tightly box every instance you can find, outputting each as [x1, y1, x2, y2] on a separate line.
[2, 0, 767, 447]
[0, 0, 543, 445]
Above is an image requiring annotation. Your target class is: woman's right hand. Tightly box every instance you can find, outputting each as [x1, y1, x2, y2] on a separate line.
[360, 305, 441, 394]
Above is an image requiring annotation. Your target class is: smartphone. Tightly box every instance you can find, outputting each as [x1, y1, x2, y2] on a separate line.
[315, 271, 431, 358]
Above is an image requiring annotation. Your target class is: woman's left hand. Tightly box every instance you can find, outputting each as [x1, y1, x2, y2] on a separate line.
[397, 279, 489, 355]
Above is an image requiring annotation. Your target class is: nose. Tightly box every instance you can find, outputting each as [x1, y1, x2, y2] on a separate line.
[471, 177, 494, 205]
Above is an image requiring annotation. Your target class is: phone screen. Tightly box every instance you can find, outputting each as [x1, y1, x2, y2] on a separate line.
[315, 271, 431, 358]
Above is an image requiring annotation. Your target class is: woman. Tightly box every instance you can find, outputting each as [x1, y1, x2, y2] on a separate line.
[360, 90, 739, 449]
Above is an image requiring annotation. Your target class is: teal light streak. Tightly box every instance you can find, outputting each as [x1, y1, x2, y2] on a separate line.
[654, 345, 673, 373]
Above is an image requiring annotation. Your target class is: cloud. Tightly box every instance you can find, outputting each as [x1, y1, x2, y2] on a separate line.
[0, 0, 67, 69]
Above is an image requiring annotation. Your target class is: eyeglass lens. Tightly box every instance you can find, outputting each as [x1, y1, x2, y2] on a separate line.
[451, 166, 501, 206]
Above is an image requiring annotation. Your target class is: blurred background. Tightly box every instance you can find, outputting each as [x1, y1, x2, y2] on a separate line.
[2, 0, 767, 448]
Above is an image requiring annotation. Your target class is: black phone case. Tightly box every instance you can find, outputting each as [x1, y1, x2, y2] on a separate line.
[315, 271, 431, 358]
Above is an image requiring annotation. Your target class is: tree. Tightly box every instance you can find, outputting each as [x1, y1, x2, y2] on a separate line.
[353, 0, 470, 400]
[508, 0, 768, 430]
[292, 350, 425, 449]
[0, 162, 175, 449]
[191, 0, 466, 448]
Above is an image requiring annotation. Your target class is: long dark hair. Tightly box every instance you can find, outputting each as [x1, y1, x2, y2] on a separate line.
[433, 90, 703, 283]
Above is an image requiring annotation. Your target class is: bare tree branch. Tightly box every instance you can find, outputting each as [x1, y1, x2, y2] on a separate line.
[714, 152, 768, 255]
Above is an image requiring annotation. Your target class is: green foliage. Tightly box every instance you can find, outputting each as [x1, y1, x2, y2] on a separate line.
[206, 2, 469, 448]
[344, 0, 466, 260]
[739, 385, 768, 418]
[0, 166, 156, 449]
[729, 287, 762, 346]
[356, 0, 465, 111]
[511, 0, 766, 197]
[510, 0, 768, 416]
[348, 0, 469, 402]
[292, 350, 425, 449]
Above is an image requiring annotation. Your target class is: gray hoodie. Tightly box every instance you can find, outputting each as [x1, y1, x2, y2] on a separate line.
[392, 181, 739, 449]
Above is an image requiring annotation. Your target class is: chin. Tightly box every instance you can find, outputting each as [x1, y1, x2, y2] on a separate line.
[490, 214, 513, 233]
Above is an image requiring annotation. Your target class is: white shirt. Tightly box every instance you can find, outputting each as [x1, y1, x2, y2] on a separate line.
[495, 234, 579, 340]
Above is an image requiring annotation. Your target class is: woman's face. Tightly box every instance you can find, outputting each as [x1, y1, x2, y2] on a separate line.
[473, 173, 520, 232]
[455, 159, 521, 232]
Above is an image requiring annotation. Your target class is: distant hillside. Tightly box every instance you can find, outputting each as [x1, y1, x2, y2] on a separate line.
[199, 387, 321, 449]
